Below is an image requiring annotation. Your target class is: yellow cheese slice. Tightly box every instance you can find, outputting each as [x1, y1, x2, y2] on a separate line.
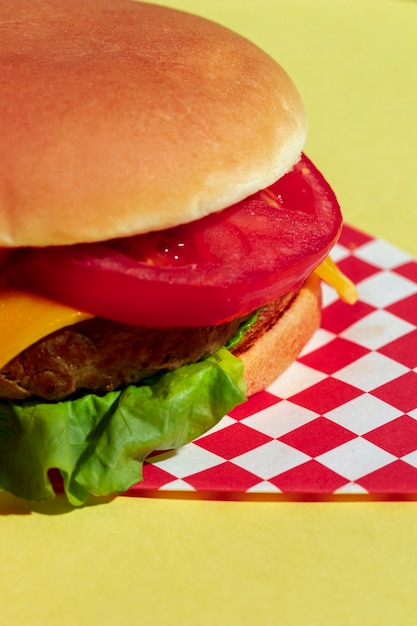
[314, 256, 358, 304]
[0, 287, 93, 370]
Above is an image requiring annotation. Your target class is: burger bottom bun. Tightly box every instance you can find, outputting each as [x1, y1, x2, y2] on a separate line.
[236, 273, 322, 397]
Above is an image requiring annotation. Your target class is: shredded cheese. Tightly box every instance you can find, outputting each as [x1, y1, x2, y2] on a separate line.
[259, 188, 280, 208]
[314, 256, 358, 304]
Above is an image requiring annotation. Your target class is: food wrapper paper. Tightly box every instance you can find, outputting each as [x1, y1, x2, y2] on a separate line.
[128, 225, 417, 497]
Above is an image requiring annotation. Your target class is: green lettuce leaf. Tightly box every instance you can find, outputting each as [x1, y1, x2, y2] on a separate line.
[0, 349, 246, 506]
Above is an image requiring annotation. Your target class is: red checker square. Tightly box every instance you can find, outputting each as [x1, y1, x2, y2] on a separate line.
[139, 461, 178, 490]
[228, 391, 280, 420]
[321, 299, 375, 335]
[336, 255, 380, 284]
[357, 460, 417, 494]
[279, 416, 356, 457]
[269, 459, 348, 493]
[338, 224, 373, 250]
[379, 329, 417, 369]
[185, 461, 261, 492]
[364, 415, 417, 458]
[393, 261, 417, 284]
[371, 372, 417, 414]
[387, 293, 417, 326]
[289, 377, 362, 414]
[299, 337, 368, 375]
[195, 422, 272, 460]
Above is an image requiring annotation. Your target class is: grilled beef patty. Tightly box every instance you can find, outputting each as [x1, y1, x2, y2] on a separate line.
[0, 292, 295, 401]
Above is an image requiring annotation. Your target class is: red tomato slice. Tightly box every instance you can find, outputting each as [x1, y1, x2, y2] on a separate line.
[5, 154, 342, 327]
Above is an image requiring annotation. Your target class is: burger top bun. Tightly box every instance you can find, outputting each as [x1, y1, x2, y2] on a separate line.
[0, 0, 307, 247]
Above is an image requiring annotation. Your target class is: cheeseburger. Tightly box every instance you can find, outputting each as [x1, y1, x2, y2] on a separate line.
[0, 0, 356, 504]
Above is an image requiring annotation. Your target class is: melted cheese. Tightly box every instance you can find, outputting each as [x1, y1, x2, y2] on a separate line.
[314, 256, 359, 304]
[0, 287, 93, 370]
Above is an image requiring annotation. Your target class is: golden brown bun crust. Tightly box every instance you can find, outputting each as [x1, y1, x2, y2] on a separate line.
[239, 274, 322, 397]
[0, 0, 306, 247]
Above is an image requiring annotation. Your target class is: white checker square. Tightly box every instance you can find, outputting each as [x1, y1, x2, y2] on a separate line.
[160, 479, 196, 491]
[334, 482, 370, 495]
[355, 239, 412, 270]
[150, 443, 223, 478]
[241, 400, 318, 439]
[325, 393, 403, 435]
[299, 328, 336, 357]
[357, 271, 417, 308]
[340, 308, 414, 350]
[321, 281, 340, 307]
[246, 481, 282, 493]
[267, 361, 327, 398]
[317, 438, 396, 481]
[328, 242, 352, 263]
[233, 440, 310, 480]
[332, 351, 409, 392]
[201, 414, 236, 436]
[401, 451, 417, 468]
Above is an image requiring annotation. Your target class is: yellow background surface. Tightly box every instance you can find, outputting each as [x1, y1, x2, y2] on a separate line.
[1, 1, 417, 624]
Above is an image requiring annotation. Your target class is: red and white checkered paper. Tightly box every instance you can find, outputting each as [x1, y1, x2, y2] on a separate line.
[126, 225, 417, 497]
